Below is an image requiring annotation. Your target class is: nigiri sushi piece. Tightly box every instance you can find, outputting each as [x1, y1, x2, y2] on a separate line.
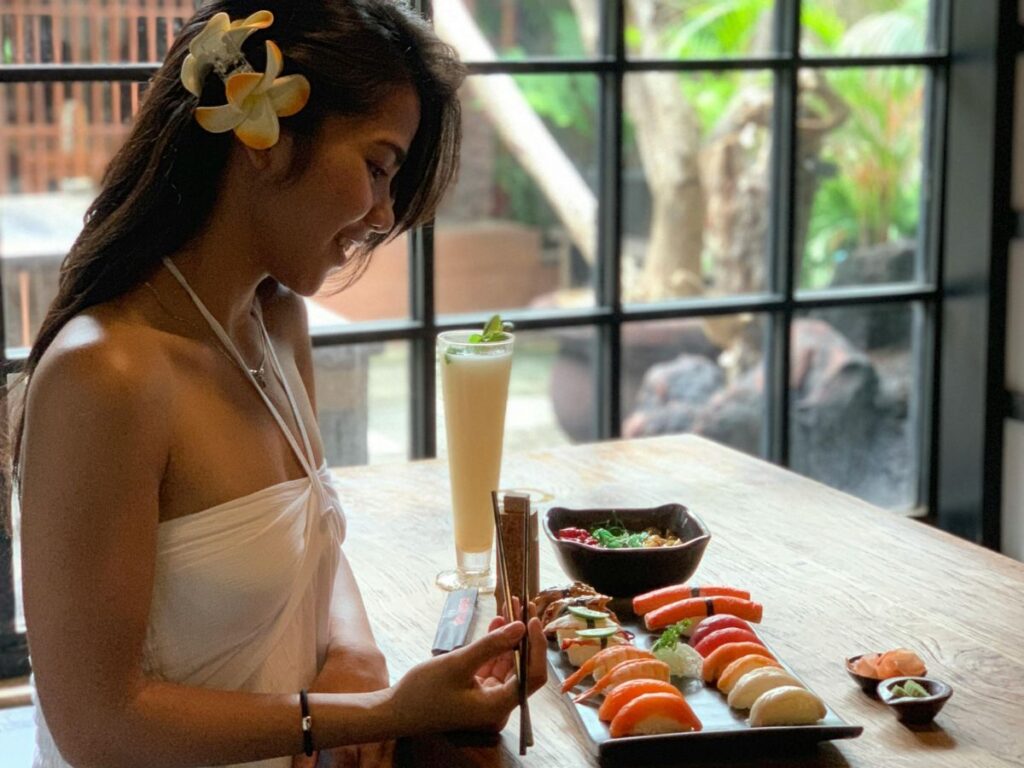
[561, 629, 632, 667]
[727, 667, 804, 710]
[688, 615, 754, 648]
[560, 646, 655, 693]
[702, 642, 776, 683]
[574, 659, 672, 704]
[598, 679, 683, 722]
[717, 654, 783, 694]
[749, 686, 826, 727]
[544, 608, 616, 645]
[633, 584, 751, 616]
[644, 596, 763, 631]
[692, 627, 764, 658]
[609, 692, 702, 737]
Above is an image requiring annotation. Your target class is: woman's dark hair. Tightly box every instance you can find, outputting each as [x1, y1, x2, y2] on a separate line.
[3, 0, 464, 520]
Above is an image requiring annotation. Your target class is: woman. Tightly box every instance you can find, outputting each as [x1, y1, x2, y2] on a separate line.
[13, 1, 545, 766]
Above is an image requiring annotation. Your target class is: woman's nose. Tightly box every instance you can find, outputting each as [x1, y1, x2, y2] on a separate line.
[364, 194, 395, 234]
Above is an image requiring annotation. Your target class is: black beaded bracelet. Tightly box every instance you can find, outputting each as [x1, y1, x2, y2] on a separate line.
[299, 689, 314, 757]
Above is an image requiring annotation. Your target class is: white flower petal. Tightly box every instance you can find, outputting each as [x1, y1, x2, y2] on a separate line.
[195, 104, 246, 133]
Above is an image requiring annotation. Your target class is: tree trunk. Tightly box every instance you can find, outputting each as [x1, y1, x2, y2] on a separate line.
[433, 0, 597, 266]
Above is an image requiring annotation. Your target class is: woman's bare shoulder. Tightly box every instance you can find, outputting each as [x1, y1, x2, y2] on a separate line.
[30, 308, 174, 418]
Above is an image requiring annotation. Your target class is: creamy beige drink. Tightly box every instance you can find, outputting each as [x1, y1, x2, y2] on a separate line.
[436, 327, 514, 590]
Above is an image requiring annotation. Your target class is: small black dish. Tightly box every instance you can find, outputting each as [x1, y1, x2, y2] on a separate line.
[543, 504, 710, 597]
[877, 677, 952, 725]
[845, 655, 885, 697]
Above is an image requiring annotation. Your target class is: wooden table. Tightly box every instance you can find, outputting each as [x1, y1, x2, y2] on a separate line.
[334, 435, 1024, 767]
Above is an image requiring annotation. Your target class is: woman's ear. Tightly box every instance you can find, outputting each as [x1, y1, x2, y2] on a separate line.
[240, 132, 295, 179]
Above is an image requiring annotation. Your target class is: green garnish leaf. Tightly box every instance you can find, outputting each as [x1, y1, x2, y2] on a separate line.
[468, 333, 483, 343]
[467, 314, 510, 344]
[652, 619, 694, 651]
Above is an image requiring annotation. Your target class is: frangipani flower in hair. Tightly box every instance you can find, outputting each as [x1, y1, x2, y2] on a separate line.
[180, 10, 310, 150]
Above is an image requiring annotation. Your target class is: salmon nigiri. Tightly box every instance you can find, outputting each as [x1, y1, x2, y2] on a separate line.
[598, 679, 683, 722]
[574, 659, 671, 704]
[717, 654, 782, 694]
[560, 646, 654, 693]
[644, 596, 763, 631]
[633, 585, 751, 616]
[702, 642, 776, 683]
[609, 692, 702, 737]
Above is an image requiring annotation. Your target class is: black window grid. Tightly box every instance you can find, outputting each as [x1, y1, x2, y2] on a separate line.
[0, 0, 956, 678]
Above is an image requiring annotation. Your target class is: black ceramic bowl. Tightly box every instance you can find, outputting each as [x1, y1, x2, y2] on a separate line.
[877, 677, 953, 725]
[543, 504, 710, 597]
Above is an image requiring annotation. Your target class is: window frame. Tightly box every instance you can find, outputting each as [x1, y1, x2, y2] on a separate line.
[0, 0, 1009, 680]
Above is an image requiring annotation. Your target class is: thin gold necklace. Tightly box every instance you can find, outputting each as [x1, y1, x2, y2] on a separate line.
[143, 281, 269, 388]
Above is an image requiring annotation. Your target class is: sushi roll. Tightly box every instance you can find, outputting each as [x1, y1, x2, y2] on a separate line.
[543, 605, 616, 646]
[644, 596, 763, 631]
[727, 667, 804, 710]
[609, 693, 703, 737]
[749, 686, 826, 727]
[598, 679, 684, 722]
[633, 584, 751, 616]
[717, 654, 783, 694]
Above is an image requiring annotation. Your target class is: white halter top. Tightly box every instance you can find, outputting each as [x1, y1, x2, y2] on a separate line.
[33, 262, 346, 768]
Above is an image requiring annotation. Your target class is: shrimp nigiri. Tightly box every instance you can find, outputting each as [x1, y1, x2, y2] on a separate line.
[609, 692, 702, 737]
[633, 584, 751, 616]
[560, 646, 654, 693]
[574, 659, 672, 704]
[598, 679, 683, 722]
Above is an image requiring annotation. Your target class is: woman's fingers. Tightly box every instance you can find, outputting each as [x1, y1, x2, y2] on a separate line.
[450, 621, 524, 674]
[526, 616, 548, 693]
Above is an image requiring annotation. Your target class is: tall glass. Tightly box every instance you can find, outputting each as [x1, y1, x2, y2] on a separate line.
[435, 330, 514, 592]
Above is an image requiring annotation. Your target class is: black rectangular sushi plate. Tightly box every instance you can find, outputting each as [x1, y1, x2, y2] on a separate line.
[547, 614, 863, 765]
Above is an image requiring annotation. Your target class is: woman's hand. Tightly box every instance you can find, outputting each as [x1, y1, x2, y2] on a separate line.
[291, 647, 393, 768]
[388, 612, 547, 736]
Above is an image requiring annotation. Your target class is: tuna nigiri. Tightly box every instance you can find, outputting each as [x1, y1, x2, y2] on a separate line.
[702, 642, 776, 683]
[609, 692, 702, 737]
[633, 584, 751, 616]
[597, 679, 683, 722]
[688, 615, 754, 648]
[692, 627, 764, 658]
[644, 596, 763, 631]
[717, 654, 782, 694]
[560, 646, 655, 693]
[574, 659, 671, 704]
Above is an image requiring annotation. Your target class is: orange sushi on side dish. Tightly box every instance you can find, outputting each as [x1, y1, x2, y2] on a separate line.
[609, 693, 703, 737]
[598, 680, 684, 722]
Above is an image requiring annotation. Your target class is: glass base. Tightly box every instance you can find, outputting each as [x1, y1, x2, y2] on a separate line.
[435, 568, 496, 593]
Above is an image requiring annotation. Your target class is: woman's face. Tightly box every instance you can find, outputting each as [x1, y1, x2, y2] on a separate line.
[251, 84, 421, 296]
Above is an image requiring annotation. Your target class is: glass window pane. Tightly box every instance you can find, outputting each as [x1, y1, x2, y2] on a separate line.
[436, 327, 592, 460]
[802, 0, 931, 56]
[433, 0, 592, 60]
[796, 67, 926, 292]
[312, 234, 409, 322]
[622, 314, 768, 457]
[623, 71, 773, 303]
[313, 341, 410, 467]
[626, 0, 777, 59]
[2, 81, 141, 350]
[789, 302, 921, 510]
[1, 1, 197, 64]
[435, 75, 598, 314]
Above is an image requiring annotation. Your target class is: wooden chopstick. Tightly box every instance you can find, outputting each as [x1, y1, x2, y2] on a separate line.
[519, 502, 534, 752]
[490, 492, 532, 754]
